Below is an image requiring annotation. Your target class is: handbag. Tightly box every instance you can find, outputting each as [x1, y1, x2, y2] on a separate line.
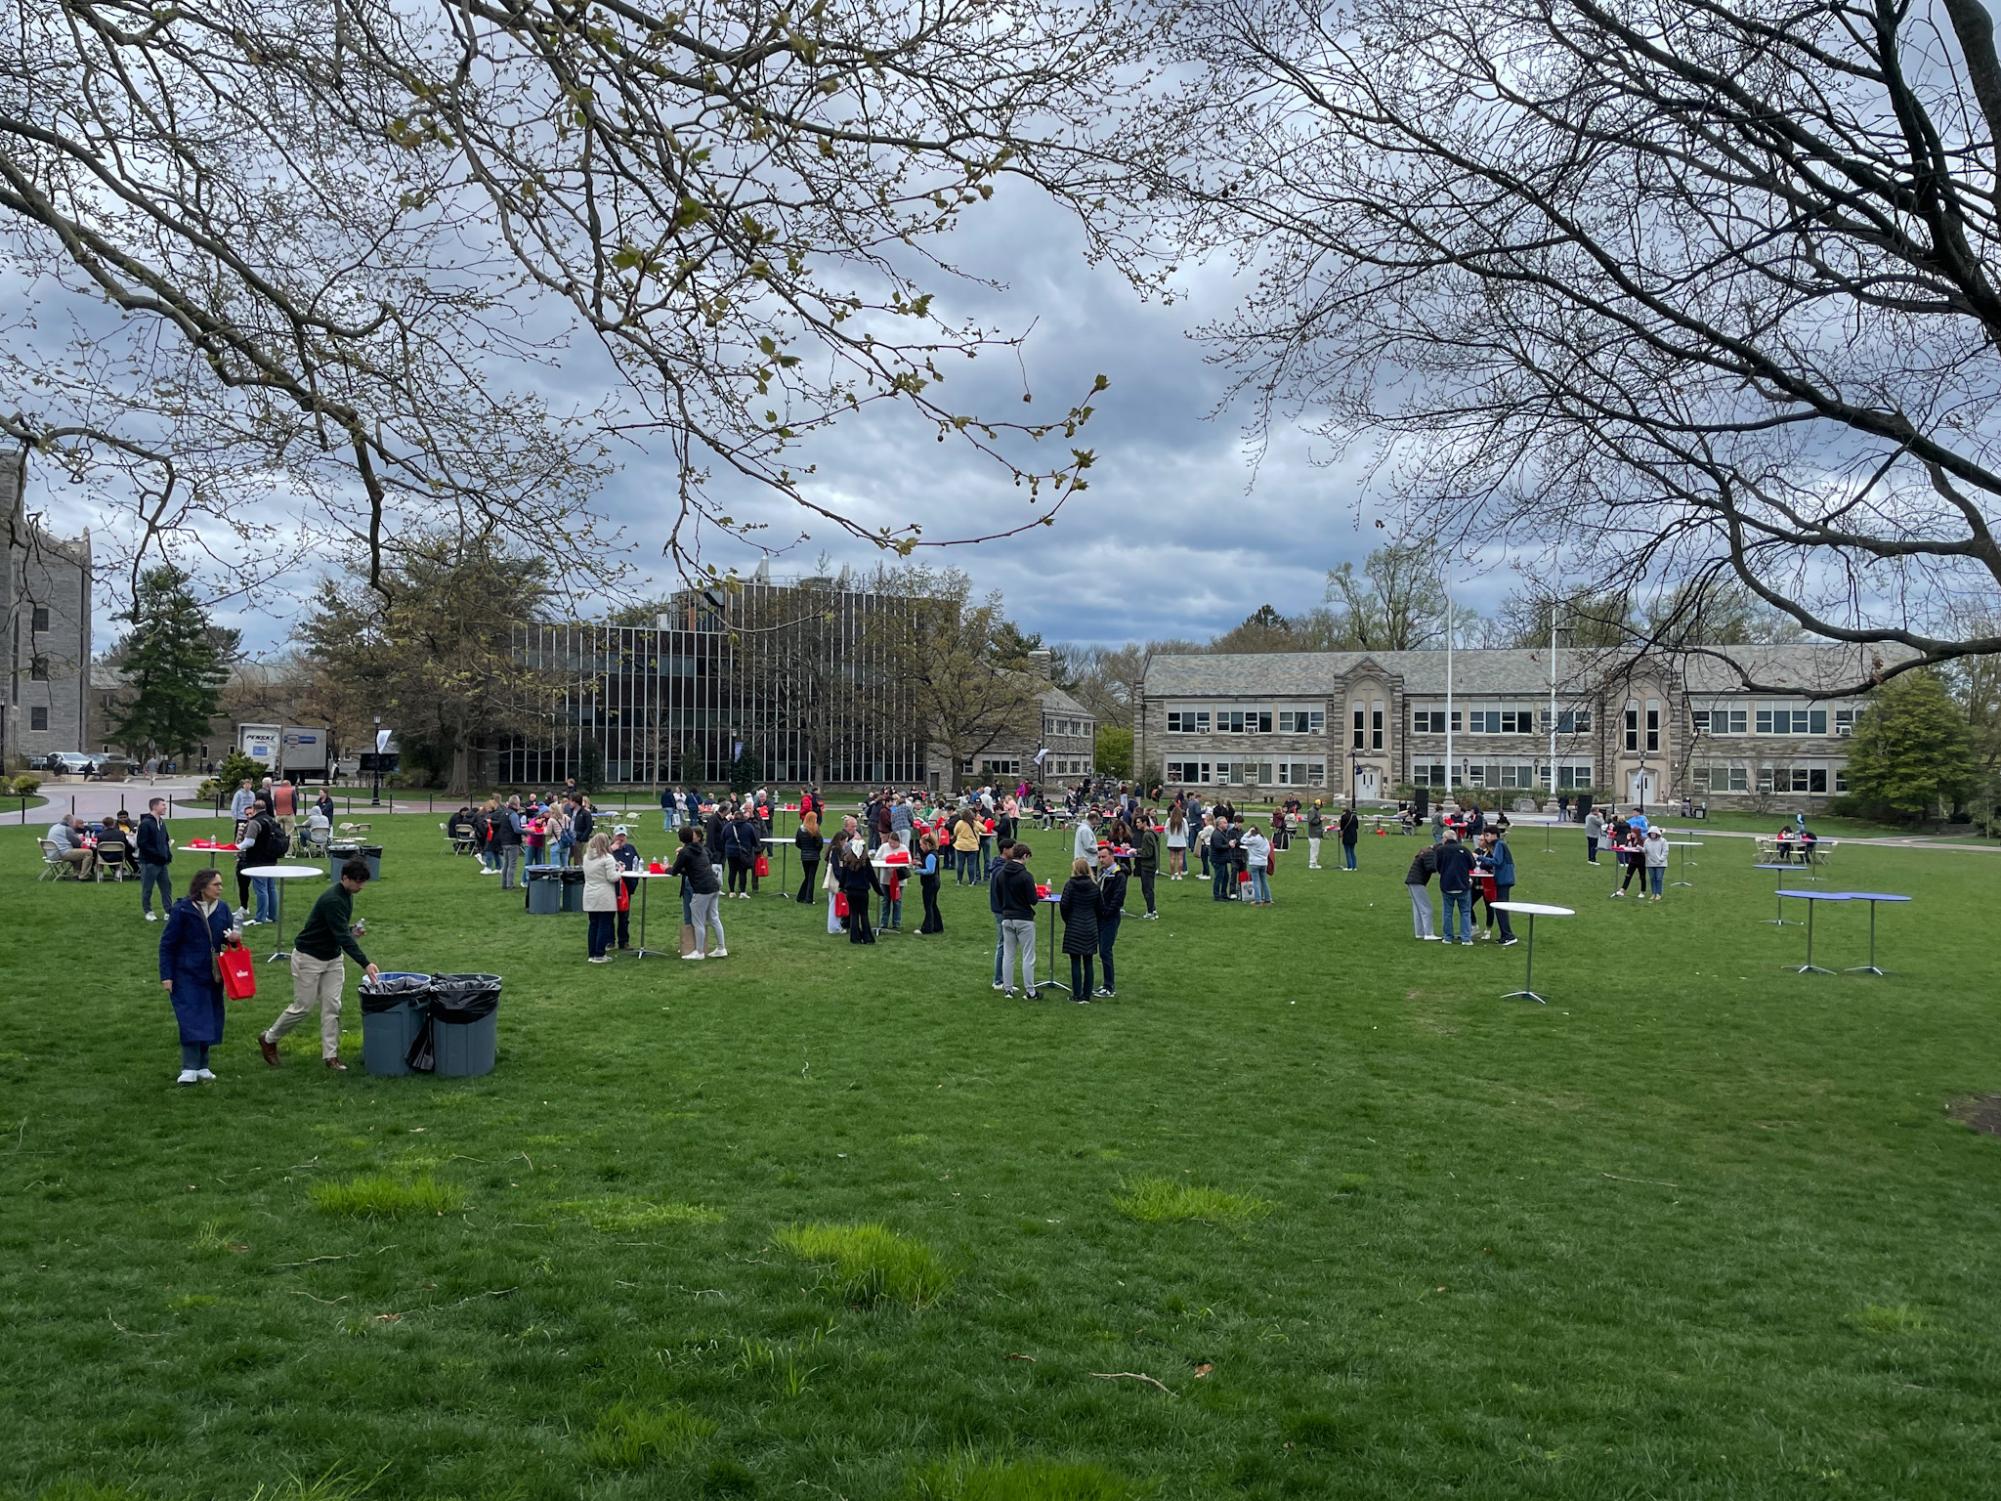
[218, 938, 257, 1001]
[754, 853, 770, 878]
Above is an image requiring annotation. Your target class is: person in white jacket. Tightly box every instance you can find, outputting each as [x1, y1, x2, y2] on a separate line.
[1642, 826, 1670, 902]
[1073, 811, 1098, 866]
[581, 834, 622, 962]
[1242, 827, 1272, 905]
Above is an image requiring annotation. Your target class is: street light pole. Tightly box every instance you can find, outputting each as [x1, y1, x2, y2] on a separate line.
[370, 715, 383, 807]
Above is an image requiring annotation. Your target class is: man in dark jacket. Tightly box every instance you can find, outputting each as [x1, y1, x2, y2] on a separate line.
[138, 796, 174, 922]
[1477, 829, 1517, 944]
[1210, 815, 1240, 901]
[995, 844, 1040, 999]
[1404, 842, 1439, 940]
[1436, 833, 1476, 945]
[1133, 821, 1160, 918]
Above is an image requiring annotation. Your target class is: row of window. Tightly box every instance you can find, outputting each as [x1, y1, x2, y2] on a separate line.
[1163, 759, 1329, 787]
[1411, 706, 1595, 735]
[1042, 716, 1089, 739]
[1164, 708, 1329, 735]
[969, 756, 1091, 779]
[1691, 707, 1856, 737]
[1410, 763, 1596, 790]
[1690, 762, 1848, 794]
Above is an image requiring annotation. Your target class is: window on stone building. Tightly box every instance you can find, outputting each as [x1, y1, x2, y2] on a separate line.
[1371, 702, 1384, 750]
[31, 706, 49, 731]
[30, 656, 49, 681]
[1645, 702, 1660, 753]
[32, 606, 50, 631]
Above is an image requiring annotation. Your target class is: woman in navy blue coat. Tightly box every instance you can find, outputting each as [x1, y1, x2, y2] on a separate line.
[158, 868, 237, 1086]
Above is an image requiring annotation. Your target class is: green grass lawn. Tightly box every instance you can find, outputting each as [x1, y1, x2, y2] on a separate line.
[3, 815, 2000, 1501]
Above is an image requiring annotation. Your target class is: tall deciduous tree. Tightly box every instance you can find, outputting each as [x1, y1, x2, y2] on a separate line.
[1842, 671, 1980, 824]
[1324, 543, 1475, 652]
[2, 0, 1144, 596]
[1146, 0, 2001, 690]
[298, 533, 557, 794]
[104, 565, 236, 758]
[866, 566, 1039, 784]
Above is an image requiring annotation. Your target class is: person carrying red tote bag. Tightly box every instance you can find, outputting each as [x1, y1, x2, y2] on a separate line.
[218, 936, 256, 1001]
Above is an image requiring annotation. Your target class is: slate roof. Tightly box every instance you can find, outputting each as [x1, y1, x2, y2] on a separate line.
[1145, 643, 1894, 699]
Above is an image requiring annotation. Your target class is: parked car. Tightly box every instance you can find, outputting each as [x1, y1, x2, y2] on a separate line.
[43, 751, 99, 777]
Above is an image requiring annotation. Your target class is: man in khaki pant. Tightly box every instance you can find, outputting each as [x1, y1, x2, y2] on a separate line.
[259, 858, 378, 1072]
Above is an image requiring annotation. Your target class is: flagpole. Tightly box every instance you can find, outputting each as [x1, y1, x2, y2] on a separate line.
[1444, 586, 1454, 807]
[1548, 600, 1558, 809]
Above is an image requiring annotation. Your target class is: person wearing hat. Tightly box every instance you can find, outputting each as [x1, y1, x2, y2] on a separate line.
[1435, 830, 1476, 944]
[609, 828, 641, 948]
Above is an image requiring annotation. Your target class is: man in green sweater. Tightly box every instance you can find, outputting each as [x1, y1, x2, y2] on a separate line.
[258, 858, 380, 1072]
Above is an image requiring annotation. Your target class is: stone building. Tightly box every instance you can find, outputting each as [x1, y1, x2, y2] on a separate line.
[1, 448, 93, 767]
[1139, 643, 1886, 810]
[953, 649, 1096, 787]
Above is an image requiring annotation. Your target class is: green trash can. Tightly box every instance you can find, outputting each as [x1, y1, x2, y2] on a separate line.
[523, 865, 562, 914]
[429, 974, 501, 1078]
[360, 973, 432, 1077]
[559, 868, 585, 913]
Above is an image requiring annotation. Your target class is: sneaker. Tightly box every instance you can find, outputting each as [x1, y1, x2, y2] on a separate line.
[1609, 890, 1624, 898]
[683, 952, 706, 961]
[1093, 987, 1113, 998]
[196, 1068, 217, 1081]
[175, 1069, 199, 1086]
[992, 982, 1005, 992]
[1421, 934, 1442, 941]
[710, 948, 727, 958]
[323, 1057, 347, 1072]
[1003, 988, 1017, 998]
[1102, 990, 1116, 998]
[1500, 938, 1519, 947]
[1073, 996, 1092, 1005]
[1024, 989, 1039, 1000]
[587, 955, 610, 964]
[144, 910, 158, 922]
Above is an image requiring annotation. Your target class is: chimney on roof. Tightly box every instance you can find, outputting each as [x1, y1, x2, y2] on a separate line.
[1027, 648, 1052, 682]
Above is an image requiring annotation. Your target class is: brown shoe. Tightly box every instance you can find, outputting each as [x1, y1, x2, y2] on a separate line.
[323, 1056, 348, 1072]
[258, 1034, 280, 1068]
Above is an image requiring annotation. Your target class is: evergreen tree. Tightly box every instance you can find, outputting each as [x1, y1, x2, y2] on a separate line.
[1843, 671, 1980, 823]
[106, 565, 235, 758]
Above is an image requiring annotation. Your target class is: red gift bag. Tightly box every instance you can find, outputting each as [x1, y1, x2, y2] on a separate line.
[754, 854, 770, 878]
[616, 881, 631, 913]
[1237, 869, 1252, 884]
[834, 892, 850, 918]
[218, 939, 257, 1001]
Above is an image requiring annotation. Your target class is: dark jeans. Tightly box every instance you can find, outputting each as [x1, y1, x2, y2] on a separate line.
[1098, 915, 1120, 991]
[727, 857, 751, 894]
[1137, 867, 1156, 915]
[1342, 841, 1358, 870]
[1622, 854, 1643, 889]
[616, 881, 633, 947]
[1488, 885, 1514, 940]
[797, 858, 818, 903]
[140, 861, 172, 915]
[236, 865, 252, 910]
[1586, 836, 1599, 862]
[956, 853, 980, 885]
[179, 1041, 211, 1070]
[1070, 953, 1095, 995]
[1212, 859, 1234, 900]
[587, 911, 615, 958]
[920, 875, 943, 933]
[848, 904, 875, 943]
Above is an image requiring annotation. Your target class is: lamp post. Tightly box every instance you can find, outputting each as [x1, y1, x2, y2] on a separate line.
[370, 715, 383, 806]
[1348, 748, 1359, 811]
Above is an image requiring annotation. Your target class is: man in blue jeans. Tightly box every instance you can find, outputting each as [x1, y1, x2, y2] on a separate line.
[1436, 831, 1475, 944]
[1209, 815, 1238, 900]
[988, 839, 1013, 988]
[138, 796, 174, 921]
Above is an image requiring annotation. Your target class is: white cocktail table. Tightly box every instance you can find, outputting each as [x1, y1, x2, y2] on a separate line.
[1488, 901, 1574, 1005]
[239, 863, 327, 963]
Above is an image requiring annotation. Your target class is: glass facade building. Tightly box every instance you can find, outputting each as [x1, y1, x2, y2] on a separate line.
[499, 579, 929, 788]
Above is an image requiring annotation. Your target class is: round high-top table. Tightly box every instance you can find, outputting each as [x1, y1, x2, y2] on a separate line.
[239, 863, 327, 963]
[626, 870, 675, 959]
[1753, 864, 1802, 926]
[1487, 902, 1573, 1005]
[1039, 890, 1070, 995]
[1775, 889, 1850, 974]
[1668, 840, 1702, 888]
[760, 835, 791, 896]
[1830, 891, 1912, 976]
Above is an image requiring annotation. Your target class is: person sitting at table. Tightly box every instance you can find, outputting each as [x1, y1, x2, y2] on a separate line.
[306, 802, 333, 852]
[1798, 827, 1819, 862]
[47, 815, 97, 879]
[1775, 825, 1796, 862]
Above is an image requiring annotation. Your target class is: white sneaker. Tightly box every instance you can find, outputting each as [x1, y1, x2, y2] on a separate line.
[196, 1068, 217, 1081]
[683, 952, 706, 961]
[1421, 934, 1442, 941]
[710, 948, 727, 958]
[144, 910, 158, 922]
[175, 1069, 199, 1086]
[587, 955, 610, 964]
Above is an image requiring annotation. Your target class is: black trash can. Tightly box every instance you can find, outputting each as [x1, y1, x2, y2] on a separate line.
[559, 868, 585, 913]
[360, 972, 432, 1077]
[327, 842, 358, 879]
[355, 843, 383, 881]
[523, 864, 562, 915]
[429, 973, 501, 1078]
